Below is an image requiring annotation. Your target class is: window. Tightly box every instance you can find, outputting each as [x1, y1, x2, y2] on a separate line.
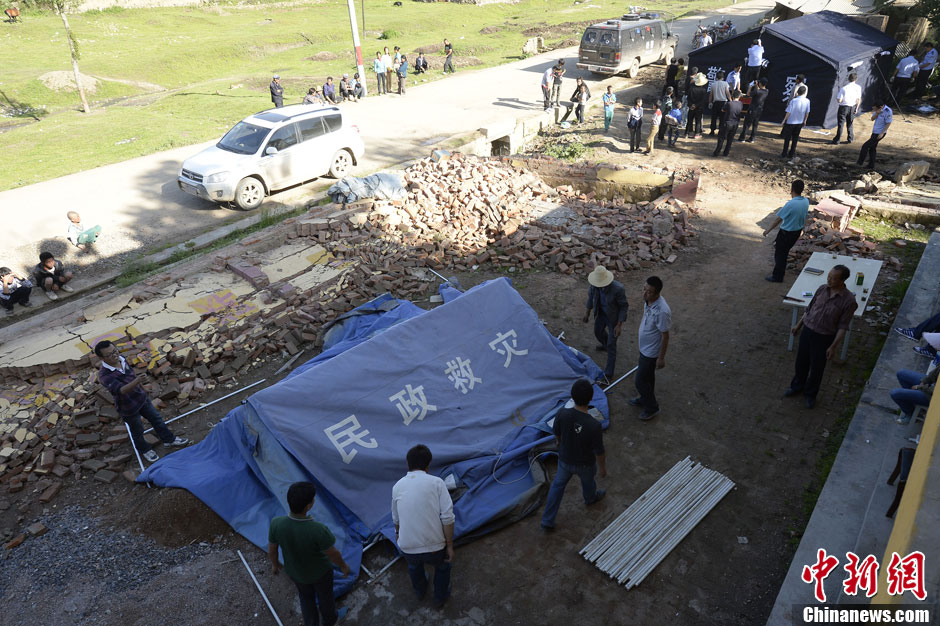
[600, 32, 614, 46]
[266, 125, 298, 152]
[298, 117, 326, 142]
[322, 114, 342, 133]
[217, 122, 269, 155]
[583, 30, 598, 44]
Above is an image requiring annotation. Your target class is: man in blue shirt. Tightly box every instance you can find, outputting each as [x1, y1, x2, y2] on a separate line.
[857, 101, 892, 170]
[763, 180, 809, 282]
[582, 265, 628, 383]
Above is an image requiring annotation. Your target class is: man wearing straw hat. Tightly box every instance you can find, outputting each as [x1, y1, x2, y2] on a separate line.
[582, 265, 628, 384]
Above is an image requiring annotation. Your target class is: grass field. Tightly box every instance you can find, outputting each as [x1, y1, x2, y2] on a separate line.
[0, 0, 727, 189]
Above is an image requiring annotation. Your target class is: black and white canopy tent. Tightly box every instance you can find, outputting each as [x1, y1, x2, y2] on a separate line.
[687, 11, 897, 128]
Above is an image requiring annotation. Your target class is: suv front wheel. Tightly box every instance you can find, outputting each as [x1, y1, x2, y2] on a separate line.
[234, 176, 265, 210]
[329, 150, 353, 178]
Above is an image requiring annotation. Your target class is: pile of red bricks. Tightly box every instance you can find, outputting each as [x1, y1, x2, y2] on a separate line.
[787, 215, 902, 271]
[0, 286, 341, 516]
[291, 155, 699, 304]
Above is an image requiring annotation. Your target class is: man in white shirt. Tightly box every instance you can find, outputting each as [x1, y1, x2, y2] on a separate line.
[391, 444, 455, 609]
[744, 39, 764, 87]
[540, 66, 554, 111]
[699, 31, 712, 48]
[780, 85, 810, 158]
[891, 54, 920, 102]
[857, 100, 892, 169]
[631, 276, 671, 420]
[914, 42, 936, 98]
[832, 72, 862, 144]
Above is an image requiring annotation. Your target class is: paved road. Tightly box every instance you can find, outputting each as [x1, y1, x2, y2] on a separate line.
[0, 0, 773, 272]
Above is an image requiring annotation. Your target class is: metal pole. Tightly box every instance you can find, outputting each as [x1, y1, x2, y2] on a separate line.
[275, 351, 305, 376]
[604, 366, 638, 393]
[237, 550, 285, 626]
[347, 0, 367, 97]
[143, 379, 267, 434]
[428, 268, 449, 282]
[125, 421, 152, 489]
[367, 554, 401, 584]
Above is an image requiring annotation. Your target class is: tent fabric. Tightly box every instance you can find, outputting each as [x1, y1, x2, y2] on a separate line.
[687, 11, 896, 128]
[139, 278, 606, 595]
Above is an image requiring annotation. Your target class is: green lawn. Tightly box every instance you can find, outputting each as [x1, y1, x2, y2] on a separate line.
[0, 0, 726, 189]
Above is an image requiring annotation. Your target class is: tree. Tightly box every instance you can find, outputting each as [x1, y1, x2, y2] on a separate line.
[52, 0, 90, 113]
[921, 0, 940, 30]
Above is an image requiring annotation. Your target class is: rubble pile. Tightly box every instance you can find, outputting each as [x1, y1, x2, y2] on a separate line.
[293, 154, 700, 308]
[0, 287, 334, 521]
[1, 154, 701, 528]
[786, 215, 903, 272]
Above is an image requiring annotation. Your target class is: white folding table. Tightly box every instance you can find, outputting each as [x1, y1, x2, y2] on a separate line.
[783, 252, 884, 360]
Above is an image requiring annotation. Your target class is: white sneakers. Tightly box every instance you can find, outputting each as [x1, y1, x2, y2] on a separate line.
[143, 450, 159, 463]
[61, 284, 75, 292]
[46, 290, 59, 301]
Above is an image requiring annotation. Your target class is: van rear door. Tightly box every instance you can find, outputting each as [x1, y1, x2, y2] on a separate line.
[580, 27, 620, 69]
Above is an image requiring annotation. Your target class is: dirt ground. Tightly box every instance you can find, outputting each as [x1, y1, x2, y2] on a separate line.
[1, 69, 938, 626]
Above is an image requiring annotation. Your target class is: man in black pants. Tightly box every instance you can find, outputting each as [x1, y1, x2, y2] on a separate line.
[780, 84, 810, 158]
[739, 77, 768, 143]
[583, 265, 628, 383]
[708, 70, 731, 135]
[630, 276, 671, 421]
[713, 89, 743, 157]
[857, 101, 892, 170]
[268, 483, 351, 626]
[832, 73, 861, 144]
[685, 71, 708, 138]
[784, 265, 858, 409]
[762, 180, 809, 282]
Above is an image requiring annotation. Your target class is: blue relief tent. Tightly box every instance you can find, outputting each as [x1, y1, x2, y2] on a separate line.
[139, 278, 607, 594]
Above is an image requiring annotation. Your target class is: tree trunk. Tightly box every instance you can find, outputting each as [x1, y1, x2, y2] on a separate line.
[59, 10, 90, 113]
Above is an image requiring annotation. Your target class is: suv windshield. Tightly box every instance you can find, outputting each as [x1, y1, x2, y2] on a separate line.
[217, 122, 270, 155]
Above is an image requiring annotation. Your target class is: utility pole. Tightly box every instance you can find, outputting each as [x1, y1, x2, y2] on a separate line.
[347, 0, 367, 97]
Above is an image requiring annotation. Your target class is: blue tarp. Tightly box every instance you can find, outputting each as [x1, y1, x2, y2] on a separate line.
[139, 278, 606, 594]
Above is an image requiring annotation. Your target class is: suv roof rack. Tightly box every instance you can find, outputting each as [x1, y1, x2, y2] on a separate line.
[621, 13, 640, 20]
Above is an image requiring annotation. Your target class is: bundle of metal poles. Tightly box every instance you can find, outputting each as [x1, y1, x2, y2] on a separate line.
[580, 456, 734, 589]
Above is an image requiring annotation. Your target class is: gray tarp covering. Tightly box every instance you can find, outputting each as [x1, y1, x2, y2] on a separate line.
[327, 173, 406, 204]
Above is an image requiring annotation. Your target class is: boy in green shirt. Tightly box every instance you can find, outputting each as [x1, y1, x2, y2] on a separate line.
[268, 482, 350, 626]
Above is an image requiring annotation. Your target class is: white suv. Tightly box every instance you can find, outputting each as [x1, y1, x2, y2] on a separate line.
[178, 104, 365, 210]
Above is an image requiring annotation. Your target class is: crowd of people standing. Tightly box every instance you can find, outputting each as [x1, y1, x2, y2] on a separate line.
[541, 37, 934, 169]
[267, 38, 454, 109]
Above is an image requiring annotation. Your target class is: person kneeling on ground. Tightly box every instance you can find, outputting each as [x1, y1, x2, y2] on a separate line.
[33, 251, 74, 301]
[540, 378, 608, 531]
[95, 340, 188, 463]
[352, 73, 365, 99]
[413, 53, 429, 75]
[269, 482, 351, 626]
[561, 77, 591, 123]
[339, 74, 357, 102]
[67, 211, 101, 251]
[0, 267, 32, 315]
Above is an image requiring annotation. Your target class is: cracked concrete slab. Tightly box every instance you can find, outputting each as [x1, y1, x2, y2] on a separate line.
[83, 292, 134, 322]
[0, 273, 256, 369]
